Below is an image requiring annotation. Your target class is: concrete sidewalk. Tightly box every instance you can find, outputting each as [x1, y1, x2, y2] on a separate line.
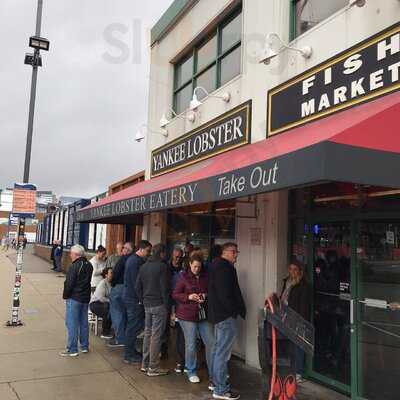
[0, 248, 347, 400]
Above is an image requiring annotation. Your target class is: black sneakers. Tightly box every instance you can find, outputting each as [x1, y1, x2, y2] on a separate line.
[107, 339, 125, 348]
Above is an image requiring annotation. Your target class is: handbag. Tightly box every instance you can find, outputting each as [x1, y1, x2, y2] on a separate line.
[198, 303, 207, 321]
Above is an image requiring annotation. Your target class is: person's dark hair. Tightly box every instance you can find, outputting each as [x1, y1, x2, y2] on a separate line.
[289, 258, 304, 272]
[222, 242, 238, 251]
[96, 245, 106, 253]
[209, 244, 222, 261]
[101, 266, 112, 278]
[189, 254, 203, 265]
[138, 240, 152, 250]
[185, 242, 194, 251]
[152, 243, 166, 259]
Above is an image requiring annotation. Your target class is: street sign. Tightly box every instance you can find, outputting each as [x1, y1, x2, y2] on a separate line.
[12, 183, 37, 218]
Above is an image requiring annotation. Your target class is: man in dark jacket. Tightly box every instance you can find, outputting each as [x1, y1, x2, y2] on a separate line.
[122, 240, 152, 364]
[208, 242, 246, 400]
[50, 240, 58, 270]
[61, 244, 93, 357]
[135, 243, 170, 376]
[108, 242, 133, 347]
[54, 240, 64, 272]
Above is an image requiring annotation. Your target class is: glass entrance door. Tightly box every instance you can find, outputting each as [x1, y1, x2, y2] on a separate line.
[311, 222, 352, 391]
[356, 221, 400, 400]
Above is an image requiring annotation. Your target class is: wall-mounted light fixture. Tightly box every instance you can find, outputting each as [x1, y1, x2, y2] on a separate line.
[259, 33, 313, 65]
[159, 108, 195, 128]
[349, 0, 366, 7]
[189, 86, 231, 111]
[135, 124, 168, 143]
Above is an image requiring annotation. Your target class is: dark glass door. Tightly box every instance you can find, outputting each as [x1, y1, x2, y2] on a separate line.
[311, 222, 352, 390]
[356, 221, 400, 400]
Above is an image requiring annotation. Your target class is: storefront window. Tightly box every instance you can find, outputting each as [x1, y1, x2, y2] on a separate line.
[310, 183, 400, 212]
[357, 221, 400, 400]
[166, 204, 236, 258]
[294, 0, 348, 37]
[173, 6, 242, 114]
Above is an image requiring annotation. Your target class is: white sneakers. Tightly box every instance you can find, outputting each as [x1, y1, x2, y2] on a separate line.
[212, 392, 240, 400]
[188, 375, 200, 383]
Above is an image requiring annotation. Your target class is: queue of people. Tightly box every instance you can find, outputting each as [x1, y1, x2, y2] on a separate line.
[61, 240, 247, 400]
[1, 236, 27, 251]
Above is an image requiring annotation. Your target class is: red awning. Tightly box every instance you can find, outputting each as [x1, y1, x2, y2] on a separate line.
[77, 91, 400, 223]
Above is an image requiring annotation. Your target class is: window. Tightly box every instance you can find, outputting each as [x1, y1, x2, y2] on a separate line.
[173, 7, 242, 114]
[293, 0, 348, 38]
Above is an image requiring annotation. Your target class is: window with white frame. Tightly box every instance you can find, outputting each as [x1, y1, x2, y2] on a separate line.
[95, 223, 106, 249]
[294, 0, 348, 37]
[173, 6, 242, 114]
[88, 223, 95, 250]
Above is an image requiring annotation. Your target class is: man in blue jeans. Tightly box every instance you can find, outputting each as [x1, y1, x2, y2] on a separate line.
[123, 240, 152, 363]
[108, 242, 133, 347]
[208, 243, 246, 400]
[61, 244, 93, 357]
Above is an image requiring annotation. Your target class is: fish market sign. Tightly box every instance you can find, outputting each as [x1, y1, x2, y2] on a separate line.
[267, 22, 400, 135]
[151, 100, 251, 177]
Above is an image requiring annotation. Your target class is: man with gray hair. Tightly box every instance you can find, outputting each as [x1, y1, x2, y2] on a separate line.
[61, 244, 93, 357]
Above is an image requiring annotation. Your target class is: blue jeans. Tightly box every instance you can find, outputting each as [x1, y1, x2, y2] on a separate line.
[179, 319, 214, 378]
[110, 284, 127, 343]
[65, 299, 89, 353]
[212, 317, 237, 395]
[124, 301, 144, 359]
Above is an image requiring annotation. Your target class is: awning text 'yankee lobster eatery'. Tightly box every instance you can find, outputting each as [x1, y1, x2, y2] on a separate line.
[77, 90, 400, 224]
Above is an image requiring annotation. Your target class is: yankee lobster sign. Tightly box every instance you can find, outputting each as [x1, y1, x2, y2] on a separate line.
[151, 101, 251, 177]
[267, 22, 400, 135]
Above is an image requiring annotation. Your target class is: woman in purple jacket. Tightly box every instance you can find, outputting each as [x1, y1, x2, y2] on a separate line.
[173, 254, 214, 384]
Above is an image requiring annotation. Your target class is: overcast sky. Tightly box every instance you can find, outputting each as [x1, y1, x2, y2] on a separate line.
[0, 0, 172, 198]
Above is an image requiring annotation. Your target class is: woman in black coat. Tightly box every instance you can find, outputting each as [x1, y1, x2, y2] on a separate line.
[280, 260, 311, 383]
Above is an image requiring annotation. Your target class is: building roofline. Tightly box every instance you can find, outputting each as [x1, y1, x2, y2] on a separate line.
[108, 170, 145, 191]
[151, 0, 198, 46]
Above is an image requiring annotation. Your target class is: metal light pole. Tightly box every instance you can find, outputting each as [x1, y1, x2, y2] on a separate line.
[6, 0, 49, 327]
[24, 0, 43, 183]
